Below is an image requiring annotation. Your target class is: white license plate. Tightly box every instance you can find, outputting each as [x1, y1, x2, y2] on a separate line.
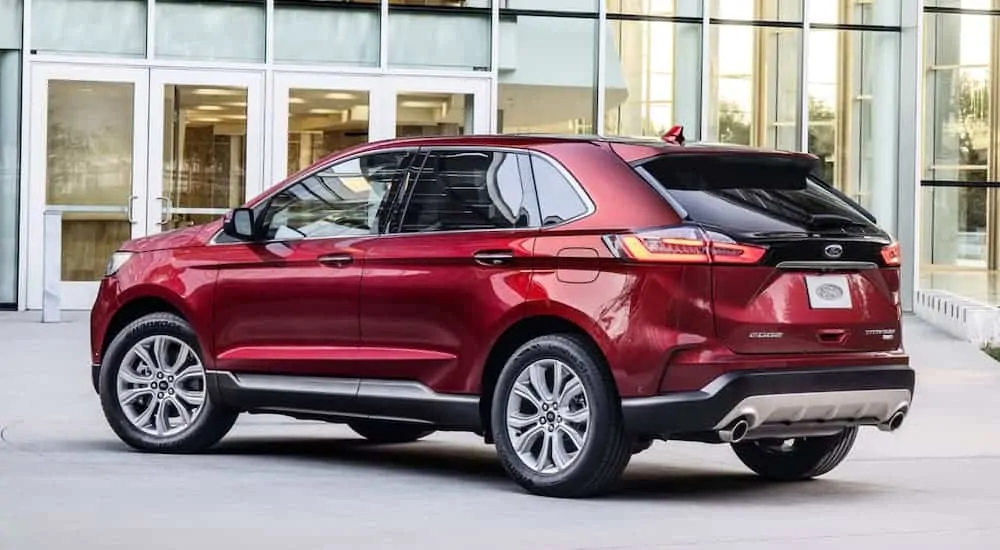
[805, 274, 853, 309]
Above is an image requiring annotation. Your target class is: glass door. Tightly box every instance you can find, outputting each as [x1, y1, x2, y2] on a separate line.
[147, 69, 265, 234]
[26, 64, 150, 310]
[272, 73, 385, 183]
[386, 76, 491, 138]
[271, 73, 491, 184]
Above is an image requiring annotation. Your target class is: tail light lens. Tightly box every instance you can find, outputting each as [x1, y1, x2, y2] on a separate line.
[881, 241, 901, 266]
[607, 226, 767, 265]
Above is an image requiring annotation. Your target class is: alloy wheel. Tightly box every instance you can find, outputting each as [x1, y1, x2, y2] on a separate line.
[116, 335, 206, 437]
[505, 358, 592, 474]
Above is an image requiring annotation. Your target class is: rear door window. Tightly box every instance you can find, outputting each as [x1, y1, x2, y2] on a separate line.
[634, 154, 881, 236]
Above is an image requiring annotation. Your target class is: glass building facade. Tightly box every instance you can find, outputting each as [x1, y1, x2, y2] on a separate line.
[0, 0, 936, 310]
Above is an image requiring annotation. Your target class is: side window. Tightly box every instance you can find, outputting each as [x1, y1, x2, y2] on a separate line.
[258, 151, 414, 240]
[396, 149, 536, 233]
[531, 155, 589, 226]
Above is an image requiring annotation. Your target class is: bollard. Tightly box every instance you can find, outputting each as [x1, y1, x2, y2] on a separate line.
[42, 209, 62, 323]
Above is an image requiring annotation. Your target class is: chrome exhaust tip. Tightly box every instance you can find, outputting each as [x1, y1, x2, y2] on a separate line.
[718, 418, 750, 443]
[879, 409, 907, 432]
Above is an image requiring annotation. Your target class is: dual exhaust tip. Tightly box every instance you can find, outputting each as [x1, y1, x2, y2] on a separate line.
[718, 407, 908, 443]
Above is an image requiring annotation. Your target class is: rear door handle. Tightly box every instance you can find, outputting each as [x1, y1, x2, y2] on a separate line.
[318, 253, 354, 267]
[473, 251, 514, 266]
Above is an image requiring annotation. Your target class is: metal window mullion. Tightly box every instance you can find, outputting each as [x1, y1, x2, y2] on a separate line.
[17, 0, 33, 310]
[380, 0, 389, 71]
[699, 2, 710, 141]
[265, 0, 274, 65]
[595, 1, 607, 135]
[799, 0, 810, 152]
[490, 0, 499, 133]
[147, 0, 156, 59]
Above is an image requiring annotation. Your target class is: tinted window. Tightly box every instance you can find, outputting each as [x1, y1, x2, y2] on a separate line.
[259, 151, 414, 240]
[397, 150, 534, 233]
[637, 154, 880, 235]
[531, 155, 589, 226]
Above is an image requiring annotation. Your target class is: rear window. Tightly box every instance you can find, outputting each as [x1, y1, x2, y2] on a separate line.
[635, 154, 880, 236]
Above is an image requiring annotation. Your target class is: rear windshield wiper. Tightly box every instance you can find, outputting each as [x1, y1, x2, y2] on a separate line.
[808, 214, 870, 229]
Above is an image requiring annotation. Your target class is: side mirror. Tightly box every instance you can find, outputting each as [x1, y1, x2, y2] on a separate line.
[223, 208, 256, 240]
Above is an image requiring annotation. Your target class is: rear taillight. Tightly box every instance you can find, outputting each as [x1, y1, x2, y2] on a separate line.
[607, 226, 767, 265]
[881, 241, 901, 266]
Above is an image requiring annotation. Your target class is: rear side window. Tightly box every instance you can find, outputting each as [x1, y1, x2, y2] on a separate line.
[531, 156, 589, 226]
[396, 150, 537, 233]
[636, 154, 879, 235]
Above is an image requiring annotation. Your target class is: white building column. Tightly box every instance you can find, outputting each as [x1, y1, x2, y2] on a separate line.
[897, 0, 924, 312]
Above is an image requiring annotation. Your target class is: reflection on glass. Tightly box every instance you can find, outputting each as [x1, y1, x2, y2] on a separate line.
[498, 16, 596, 134]
[46, 80, 134, 281]
[921, 186, 988, 269]
[155, 0, 265, 62]
[287, 88, 371, 175]
[712, 0, 801, 21]
[504, 0, 594, 11]
[607, 0, 685, 16]
[32, 0, 146, 57]
[395, 92, 472, 137]
[274, 1, 379, 67]
[807, 29, 899, 231]
[388, 8, 490, 70]
[808, 0, 899, 27]
[162, 85, 248, 230]
[708, 24, 801, 150]
[605, 19, 702, 139]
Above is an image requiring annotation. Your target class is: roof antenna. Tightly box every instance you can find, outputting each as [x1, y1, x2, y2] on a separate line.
[662, 125, 685, 145]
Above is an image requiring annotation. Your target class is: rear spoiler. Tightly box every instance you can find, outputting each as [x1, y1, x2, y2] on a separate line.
[661, 125, 686, 145]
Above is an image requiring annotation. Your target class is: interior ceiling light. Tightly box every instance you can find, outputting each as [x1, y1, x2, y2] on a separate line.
[309, 108, 339, 115]
[400, 100, 445, 109]
[324, 92, 358, 100]
[192, 88, 238, 96]
[196, 105, 224, 111]
[227, 102, 247, 107]
[191, 117, 222, 123]
[288, 97, 306, 104]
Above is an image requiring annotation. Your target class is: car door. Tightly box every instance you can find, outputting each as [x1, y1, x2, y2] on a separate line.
[355, 147, 542, 394]
[212, 149, 419, 377]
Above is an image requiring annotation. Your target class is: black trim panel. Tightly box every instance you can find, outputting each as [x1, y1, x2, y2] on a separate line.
[92, 363, 101, 394]
[209, 372, 482, 432]
[621, 364, 915, 437]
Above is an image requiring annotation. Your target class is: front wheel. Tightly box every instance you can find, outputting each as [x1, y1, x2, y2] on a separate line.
[731, 427, 858, 481]
[491, 334, 631, 498]
[99, 312, 238, 453]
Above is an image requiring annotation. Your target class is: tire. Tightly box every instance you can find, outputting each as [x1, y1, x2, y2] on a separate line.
[348, 421, 435, 444]
[731, 427, 859, 481]
[99, 312, 238, 453]
[491, 333, 631, 498]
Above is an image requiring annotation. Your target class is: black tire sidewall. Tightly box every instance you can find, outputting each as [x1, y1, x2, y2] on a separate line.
[491, 334, 627, 495]
[99, 312, 234, 453]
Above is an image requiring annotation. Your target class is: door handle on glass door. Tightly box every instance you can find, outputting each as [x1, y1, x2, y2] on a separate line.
[473, 251, 514, 266]
[126, 195, 138, 224]
[318, 254, 354, 267]
[156, 197, 173, 226]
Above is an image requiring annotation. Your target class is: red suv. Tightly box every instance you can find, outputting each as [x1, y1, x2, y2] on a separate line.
[90, 133, 915, 498]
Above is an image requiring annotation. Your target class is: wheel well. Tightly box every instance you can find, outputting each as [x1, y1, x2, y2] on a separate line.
[478, 315, 610, 443]
[100, 297, 183, 360]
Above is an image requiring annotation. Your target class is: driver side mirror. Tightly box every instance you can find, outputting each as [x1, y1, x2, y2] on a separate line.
[223, 208, 256, 241]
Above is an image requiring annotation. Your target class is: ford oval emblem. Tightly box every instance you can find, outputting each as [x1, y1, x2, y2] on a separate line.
[816, 283, 844, 300]
[824, 244, 844, 259]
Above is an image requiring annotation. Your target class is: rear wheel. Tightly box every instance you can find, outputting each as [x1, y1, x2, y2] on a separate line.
[99, 312, 239, 453]
[348, 421, 434, 444]
[731, 427, 858, 481]
[491, 334, 631, 498]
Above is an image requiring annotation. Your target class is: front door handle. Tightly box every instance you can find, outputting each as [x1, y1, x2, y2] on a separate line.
[318, 253, 354, 267]
[473, 250, 514, 266]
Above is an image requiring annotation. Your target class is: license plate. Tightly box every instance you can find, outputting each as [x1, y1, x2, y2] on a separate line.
[805, 274, 852, 309]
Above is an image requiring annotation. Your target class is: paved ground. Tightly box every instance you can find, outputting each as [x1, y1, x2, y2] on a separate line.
[1, 312, 999, 549]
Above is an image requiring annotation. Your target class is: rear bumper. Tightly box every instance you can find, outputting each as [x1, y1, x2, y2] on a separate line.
[621, 364, 915, 440]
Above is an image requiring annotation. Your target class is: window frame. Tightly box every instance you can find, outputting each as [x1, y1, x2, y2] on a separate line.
[382, 146, 544, 236]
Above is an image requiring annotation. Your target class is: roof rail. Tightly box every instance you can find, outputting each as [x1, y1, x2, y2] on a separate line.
[661, 125, 685, 145]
